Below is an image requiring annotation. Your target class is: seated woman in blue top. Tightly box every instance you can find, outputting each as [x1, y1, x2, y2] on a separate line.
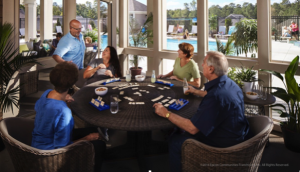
[49, 32, 62, 56]
[84, 46, 122, 85]
[32, 62, 106, 171]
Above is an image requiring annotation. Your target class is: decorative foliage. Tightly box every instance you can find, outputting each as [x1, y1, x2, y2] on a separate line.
[236, 65, 258, 82]
[232, 18, 258, 57]
[84, 30, 98, 42]
[225, 18, 232, 34]
[209, 14, 218, 32]
[260, 56, 300, 133]
[227, 67, 243, 88]
[129, 13, 153, 69]
[215, 37, 235, 56]
[0, 23, 40, 116]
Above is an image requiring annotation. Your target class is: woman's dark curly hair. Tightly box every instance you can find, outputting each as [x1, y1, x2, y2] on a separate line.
[179, 42, 194, 59]
[50, 62, 78, 93]
[107, 46, 122, 77]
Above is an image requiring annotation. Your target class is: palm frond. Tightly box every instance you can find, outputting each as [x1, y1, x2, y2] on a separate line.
[0, 22, 40, 114]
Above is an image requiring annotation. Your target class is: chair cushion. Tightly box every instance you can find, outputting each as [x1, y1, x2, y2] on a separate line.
[19, 44, 29, 53]
[42, 43, 51, 52]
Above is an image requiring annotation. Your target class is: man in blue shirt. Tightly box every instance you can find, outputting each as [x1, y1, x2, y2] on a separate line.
[153, 51, 249, 172]
[52, 19, 85, 70]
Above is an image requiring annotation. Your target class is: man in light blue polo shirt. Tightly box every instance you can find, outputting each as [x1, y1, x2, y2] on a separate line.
[52, 19, 85, 70]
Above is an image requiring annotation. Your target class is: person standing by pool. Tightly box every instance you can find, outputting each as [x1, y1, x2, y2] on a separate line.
[157, 43, 201, 88]
[289, 21, 299, 40]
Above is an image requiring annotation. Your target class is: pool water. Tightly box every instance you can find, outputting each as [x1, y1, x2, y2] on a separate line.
[165, 38, 221, 52]
[101, 35, 222, 52]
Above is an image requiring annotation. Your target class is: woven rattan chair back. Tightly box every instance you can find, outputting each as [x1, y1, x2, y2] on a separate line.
[0, 117, 95, 172]
[181, 116, 273, 172]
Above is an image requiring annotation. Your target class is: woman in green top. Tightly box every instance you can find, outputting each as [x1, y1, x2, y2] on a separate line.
[157, 43, 201, 88]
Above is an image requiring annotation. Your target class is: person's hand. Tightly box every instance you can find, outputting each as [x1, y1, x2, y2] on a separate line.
[85, 133, 100, 141]
[153, 103, 169, 118]
[157, 74, 164, 79]
[105, 70, 113, 77]
[185, 86, 196, 95]
[96, 63, 106, 70]
[170, 75, 179, 80]
[65, 94, 74, 103]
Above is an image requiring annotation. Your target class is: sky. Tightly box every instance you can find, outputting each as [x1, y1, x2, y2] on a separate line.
[50, 0, 289, 9]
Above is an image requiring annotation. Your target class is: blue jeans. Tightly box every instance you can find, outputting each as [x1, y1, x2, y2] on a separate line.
[168, 132, 196, 172]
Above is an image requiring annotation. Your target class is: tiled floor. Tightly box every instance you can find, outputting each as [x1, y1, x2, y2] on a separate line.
[1, 68, 300, 172]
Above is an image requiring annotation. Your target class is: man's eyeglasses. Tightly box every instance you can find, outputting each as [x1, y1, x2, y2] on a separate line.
[71, 26, 82, 31]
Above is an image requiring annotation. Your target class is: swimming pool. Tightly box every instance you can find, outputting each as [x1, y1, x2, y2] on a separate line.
[100, 35, 221, 52]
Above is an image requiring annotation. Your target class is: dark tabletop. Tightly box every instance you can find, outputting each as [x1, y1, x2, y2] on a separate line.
[71, 78, 202, 131]
[244, 93, 276, 106]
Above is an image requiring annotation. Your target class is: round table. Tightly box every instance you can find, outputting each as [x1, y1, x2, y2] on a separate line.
[71, 77, 202, 131]
[244, 93, 276, 116]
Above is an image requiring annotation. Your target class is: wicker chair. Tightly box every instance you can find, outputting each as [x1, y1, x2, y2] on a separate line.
[182, 116, 273, 172]
[0, 117, 95, 172]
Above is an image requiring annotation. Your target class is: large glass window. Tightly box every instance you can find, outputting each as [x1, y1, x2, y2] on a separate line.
[208, 1, 257, 58]
[164, 0, 197, 52]
[128, 0, 152, 48]
[76, 0, 108, 50]
[162, 59, 175, 75]
[271, 0, 300, 62]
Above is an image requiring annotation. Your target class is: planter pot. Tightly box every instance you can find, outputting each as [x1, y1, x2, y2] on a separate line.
[130, 67, 142, 78]
[242, 81, 253, 93]
[280, 124, 300, 153]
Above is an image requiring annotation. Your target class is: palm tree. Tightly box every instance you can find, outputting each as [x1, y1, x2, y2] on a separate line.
[232, 18, 258, 57]
[215, 37, 235, 55]
[0, 22, 39, 118]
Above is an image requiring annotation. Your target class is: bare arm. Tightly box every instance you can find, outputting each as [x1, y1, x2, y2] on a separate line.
[157, 70, 173, 79]
[185, 86, 207, 97]
[169, 76, 201, 88]
[83, 66, 98, 79]
[153, 103, 199, 135]
[73, 133, 100, 143]
[52, 55, 65, 63]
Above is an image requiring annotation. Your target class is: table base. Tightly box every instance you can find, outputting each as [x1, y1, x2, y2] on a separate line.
[106, 131, 169, 172]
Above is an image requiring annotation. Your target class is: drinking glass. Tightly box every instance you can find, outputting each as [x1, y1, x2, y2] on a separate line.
[126, 70, 131, 82]
[258, 84, 263, 99]
[110, 94, 119, 114]
[262, 87, 268, 100]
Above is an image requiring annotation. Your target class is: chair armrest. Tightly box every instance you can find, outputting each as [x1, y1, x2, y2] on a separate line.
[181, 135, 270, 172]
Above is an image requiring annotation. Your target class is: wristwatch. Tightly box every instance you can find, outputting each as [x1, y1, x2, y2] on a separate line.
[166, 111, 171, 119]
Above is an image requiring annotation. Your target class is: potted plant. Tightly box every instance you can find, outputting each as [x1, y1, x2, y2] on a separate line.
[129, 13, 153, 77]
[260, 56, 300, 153]
[272, 27, 278, 36]
[0, 23, 39, 151]
[227, 67, 243, 89]
[236, 65, 258, 93]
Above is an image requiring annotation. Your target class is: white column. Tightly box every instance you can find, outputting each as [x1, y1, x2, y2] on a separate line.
[111, 0, 119, 48]
[63, 0, 76, 34]
[24, 0, 37, 41]
[40, 0, 53, 40]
